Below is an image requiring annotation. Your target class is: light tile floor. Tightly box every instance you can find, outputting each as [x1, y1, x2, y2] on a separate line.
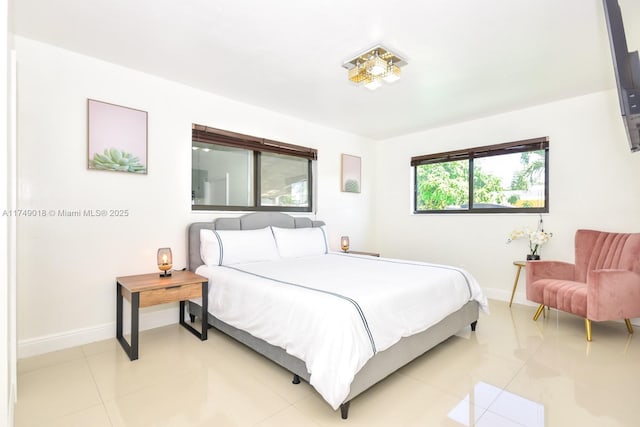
[14, 300, 640, 426]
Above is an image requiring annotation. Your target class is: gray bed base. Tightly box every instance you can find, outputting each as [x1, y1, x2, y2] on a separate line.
[187, 212, 479, 419]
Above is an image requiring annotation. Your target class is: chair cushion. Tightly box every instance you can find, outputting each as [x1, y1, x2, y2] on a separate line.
[531, 279, 588, 318]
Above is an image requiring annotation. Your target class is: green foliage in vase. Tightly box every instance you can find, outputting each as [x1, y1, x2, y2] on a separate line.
[90, 148, 146, 173]
[344, 179, 360, 193]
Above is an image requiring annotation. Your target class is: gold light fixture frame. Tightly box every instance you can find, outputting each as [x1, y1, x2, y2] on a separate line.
[342, 45, 407, 90]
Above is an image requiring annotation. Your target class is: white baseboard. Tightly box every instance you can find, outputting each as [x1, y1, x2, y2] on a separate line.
[482, 287, 537, 308]
[18, 306, 179, 359]
[481, 287, 508, 302]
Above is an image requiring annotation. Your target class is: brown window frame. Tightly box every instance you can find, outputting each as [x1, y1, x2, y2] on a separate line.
[411, 137, 549, 214]
[192, 124, 317, 212]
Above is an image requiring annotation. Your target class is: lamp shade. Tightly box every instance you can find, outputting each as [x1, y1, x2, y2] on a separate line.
[382, 63, 401, 83]
[340, 236, 350, 252]
[157, 247, 173, 277]
[364, 76, 382, 91]
[366, 54, 387, 76]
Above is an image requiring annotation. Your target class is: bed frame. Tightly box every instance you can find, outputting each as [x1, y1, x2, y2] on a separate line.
[187, 212, 479, 419]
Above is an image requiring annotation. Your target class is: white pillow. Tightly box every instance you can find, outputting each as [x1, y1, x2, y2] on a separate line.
[272, 226, 328, 258]
[200, 229, 222, 266]
[200, 227, 280, 266]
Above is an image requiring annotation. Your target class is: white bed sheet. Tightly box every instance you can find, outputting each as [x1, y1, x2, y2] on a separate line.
[196, 253, 488, 409]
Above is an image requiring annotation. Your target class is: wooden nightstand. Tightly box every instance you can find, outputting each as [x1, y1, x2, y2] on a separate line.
[345, 250, 380, 257]
[116, 270, 208, 361]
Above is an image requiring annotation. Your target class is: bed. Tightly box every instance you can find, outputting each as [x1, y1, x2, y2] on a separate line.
[187, 212, 488, 419]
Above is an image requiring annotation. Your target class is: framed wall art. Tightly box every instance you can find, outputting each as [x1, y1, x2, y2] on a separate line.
[341, 154, 361, 193]
[88, 99, 148, 174]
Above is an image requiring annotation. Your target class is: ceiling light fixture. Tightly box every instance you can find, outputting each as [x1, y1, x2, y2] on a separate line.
[343, 45, 407, 91]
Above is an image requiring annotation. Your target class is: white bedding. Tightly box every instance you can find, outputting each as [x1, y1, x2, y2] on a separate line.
[195, 253, 488, 409]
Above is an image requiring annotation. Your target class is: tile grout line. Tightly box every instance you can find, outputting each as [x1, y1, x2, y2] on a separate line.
[475, 330, 548, 427]
[17, 350, 86, 376]
[20, 355, 114, 427]
[82, 346, 116, 427]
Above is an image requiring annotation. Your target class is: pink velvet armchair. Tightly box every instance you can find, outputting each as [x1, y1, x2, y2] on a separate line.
[526, 229, 640, 341]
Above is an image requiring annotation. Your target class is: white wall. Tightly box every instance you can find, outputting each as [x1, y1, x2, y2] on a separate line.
[374, 90, 640, 305]
[15, 36, 376, 357]
[2, 0, 17, 424]
[0, 23, 9, 424]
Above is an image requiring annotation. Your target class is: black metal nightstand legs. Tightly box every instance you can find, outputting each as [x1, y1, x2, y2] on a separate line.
[179, 281, 209, 340]
[116, 281, 140, 361]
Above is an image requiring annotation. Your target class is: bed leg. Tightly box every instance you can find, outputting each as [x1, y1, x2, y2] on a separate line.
[292, 374, 300, 384]
[340, 401, 350, 420]
[189, 314, 196, 323]
[470, 320, 478, 332]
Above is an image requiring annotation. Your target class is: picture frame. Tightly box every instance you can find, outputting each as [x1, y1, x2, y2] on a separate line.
[87, 99, 148, 174]
[341, 154, 361, 193]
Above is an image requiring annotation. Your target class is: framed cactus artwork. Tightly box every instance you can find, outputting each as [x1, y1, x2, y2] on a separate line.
[87, 99, 148, 174]
[341, 154, 361, 193]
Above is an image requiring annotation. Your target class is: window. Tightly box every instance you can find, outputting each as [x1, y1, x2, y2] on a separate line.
[192, 125, 316, 212]
[412, 137, 549, 213]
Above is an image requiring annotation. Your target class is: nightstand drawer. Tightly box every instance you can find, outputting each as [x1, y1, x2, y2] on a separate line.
[139, 282, 202, 307]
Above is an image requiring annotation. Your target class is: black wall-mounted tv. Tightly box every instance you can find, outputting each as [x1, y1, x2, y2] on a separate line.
[603, 0, 640, 152]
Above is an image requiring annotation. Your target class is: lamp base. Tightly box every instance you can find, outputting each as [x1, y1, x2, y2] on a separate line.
[159, 270, 172, 277]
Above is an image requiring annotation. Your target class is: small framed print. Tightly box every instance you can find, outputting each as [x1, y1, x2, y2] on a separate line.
[341, 154, 361, 193]
[88, 99, 148, 174]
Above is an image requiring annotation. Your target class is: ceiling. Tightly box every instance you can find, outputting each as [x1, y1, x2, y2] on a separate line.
[11, 0, 640, 140]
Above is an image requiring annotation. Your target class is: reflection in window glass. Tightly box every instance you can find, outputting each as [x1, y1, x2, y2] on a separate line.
[260, 153, 309, 207]
[192, 125, 315, 212]
[473, 150, 546, 209]
[416, 160, 469, 210]
[191, 142, 253, 207]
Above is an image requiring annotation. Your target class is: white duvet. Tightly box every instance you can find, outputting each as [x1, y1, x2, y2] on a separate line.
[196, 253, 488, 409]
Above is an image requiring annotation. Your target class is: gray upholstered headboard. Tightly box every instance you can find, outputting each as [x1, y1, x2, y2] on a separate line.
[188, 212, 325, 272]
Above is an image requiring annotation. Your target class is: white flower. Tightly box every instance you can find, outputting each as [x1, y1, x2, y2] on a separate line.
[507, 228, 526, 242]
[530, 230, 552, 246]
[507, 218, 552, 255]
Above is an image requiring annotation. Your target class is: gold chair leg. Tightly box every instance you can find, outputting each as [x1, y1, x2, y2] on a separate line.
[625, 319, 634, 334]
[533, 304, 545, 321]
[585, 319, 592, 342]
